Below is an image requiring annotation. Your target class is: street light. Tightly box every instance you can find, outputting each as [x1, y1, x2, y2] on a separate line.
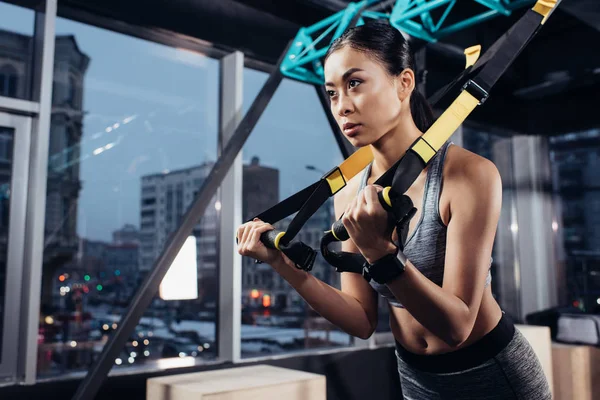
[305, 165, 324, 174]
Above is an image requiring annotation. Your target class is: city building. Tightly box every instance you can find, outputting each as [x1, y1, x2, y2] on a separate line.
[0, 28, 89, 307]
[139, 163, 218, 278]
[113, 223, 141, 245]
[139, 157, 280, 308]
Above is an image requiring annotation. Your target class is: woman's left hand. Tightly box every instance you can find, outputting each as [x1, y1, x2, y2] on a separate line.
[341, 184, 397, 263]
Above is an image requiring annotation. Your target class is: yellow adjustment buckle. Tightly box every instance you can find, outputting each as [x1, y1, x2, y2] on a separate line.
[325, 167, 346, 195]
[411, 138, 436, 164]
[464, 45, 482, 69]
[274, 231, 286, 251]
[533, 0, 557, 25]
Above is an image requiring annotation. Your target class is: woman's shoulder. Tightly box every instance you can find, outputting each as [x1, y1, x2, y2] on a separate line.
[445, 144, 500, 183]
[443, 144, 502, 205]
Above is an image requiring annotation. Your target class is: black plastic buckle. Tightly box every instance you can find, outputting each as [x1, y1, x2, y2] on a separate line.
[463, 80, 489, 105]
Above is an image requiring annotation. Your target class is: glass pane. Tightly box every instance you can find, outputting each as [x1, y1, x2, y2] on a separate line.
[0, 1, 35, 100]
[0, 126, 14, 362]
[550, 128, 600, 313]
[462, 125, 521, 320]
[38, 18, 219, 378]
[241, 69, 352, 358]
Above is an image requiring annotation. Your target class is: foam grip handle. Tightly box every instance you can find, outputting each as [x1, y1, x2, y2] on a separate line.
[260, 229, 284, 250]
[331, 219, 350, 242]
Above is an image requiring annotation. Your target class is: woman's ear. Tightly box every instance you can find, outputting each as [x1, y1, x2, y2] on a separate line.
[396, 68, 416, 102]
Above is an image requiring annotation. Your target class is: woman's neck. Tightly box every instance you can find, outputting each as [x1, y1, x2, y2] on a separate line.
[370, 115, 423, 178]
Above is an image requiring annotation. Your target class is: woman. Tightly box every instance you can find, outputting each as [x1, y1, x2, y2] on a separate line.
[236, 21, 551, 399]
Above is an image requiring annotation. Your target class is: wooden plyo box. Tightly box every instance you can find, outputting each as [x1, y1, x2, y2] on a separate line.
[552, 343, 600, 400]
[147, 365, 326, 400]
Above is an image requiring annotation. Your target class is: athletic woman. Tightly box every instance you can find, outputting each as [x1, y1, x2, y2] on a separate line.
[236, 21, 551, 399]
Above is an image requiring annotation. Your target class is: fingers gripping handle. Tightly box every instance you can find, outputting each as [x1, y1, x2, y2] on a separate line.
[236, 229, 317, 271]
[234, 228, 286, 251]
[329, 186, 394, 242]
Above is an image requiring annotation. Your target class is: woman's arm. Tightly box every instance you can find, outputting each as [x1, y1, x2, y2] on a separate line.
[236, 183, 378, 339]
[270, 256, 378, 339]
[349, 156, 502, 347]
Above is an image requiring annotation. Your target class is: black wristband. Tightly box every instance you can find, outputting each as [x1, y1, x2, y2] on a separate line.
[365, 247, 406, 284]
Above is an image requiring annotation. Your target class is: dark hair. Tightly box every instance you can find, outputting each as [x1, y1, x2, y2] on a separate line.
[324, 21, 434, 132]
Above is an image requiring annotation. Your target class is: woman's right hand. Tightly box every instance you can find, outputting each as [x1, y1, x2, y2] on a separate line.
[236, 218, 283, 266]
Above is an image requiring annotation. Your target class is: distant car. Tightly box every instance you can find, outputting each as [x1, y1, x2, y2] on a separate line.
[161, 337, 212, 358]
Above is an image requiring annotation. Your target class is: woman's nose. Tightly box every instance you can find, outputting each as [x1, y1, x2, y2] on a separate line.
[337, 96, 354, 116]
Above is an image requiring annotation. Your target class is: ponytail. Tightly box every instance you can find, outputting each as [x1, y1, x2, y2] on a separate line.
[410, 90, 434, 133]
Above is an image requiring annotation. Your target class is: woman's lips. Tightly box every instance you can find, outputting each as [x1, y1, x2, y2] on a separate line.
[343, 123, 362, 137]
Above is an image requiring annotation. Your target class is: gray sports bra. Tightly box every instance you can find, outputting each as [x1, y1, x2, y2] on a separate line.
[357, 142, 492, 308]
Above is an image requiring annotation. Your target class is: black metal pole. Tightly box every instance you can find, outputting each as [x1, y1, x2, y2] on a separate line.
[71, 40, 292, 400]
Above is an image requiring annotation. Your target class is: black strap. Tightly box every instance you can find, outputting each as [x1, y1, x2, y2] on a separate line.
[255, 181, 320, 228]
[473, 10, 543, 93]
[283, 181, 333, 245]
[429, 9, 543, 106]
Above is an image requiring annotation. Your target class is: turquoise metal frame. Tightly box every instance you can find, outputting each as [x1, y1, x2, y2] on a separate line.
[280, 0, 536, 84]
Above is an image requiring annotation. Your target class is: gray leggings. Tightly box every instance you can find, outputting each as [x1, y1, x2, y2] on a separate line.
[395, 318, 551, 399]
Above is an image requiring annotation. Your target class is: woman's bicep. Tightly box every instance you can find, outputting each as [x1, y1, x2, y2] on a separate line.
[442, 158, 502, 311]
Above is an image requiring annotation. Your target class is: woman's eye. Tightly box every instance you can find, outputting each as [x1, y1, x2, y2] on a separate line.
[349, 79, 361, 88]
[327, 90, 336, 98]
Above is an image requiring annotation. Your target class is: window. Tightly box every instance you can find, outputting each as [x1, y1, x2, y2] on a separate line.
[240, 69, 351, 358]
[67, 75, 78, 107]
[550, 128, 600, 313]
[38, 18, 219, 378]
[0, 130, 13, 162]
[0, 65, 17, 98]
[0, 126, 14, 359]
[0, 1, 34, 100]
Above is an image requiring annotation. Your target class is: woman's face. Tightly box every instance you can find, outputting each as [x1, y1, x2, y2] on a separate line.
[324, 46, 403, 147]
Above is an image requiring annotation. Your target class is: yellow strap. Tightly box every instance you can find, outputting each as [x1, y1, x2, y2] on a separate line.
[421, 91, 480, 152]
[328, 92, 479, 186]
[328, 92, 479, 190]
[533, 0, 557, 25]
[338, 146, 373, 181]
[464, 45, 482, 69]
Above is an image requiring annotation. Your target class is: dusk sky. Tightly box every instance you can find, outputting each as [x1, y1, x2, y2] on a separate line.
[2, 3, 344, 242]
